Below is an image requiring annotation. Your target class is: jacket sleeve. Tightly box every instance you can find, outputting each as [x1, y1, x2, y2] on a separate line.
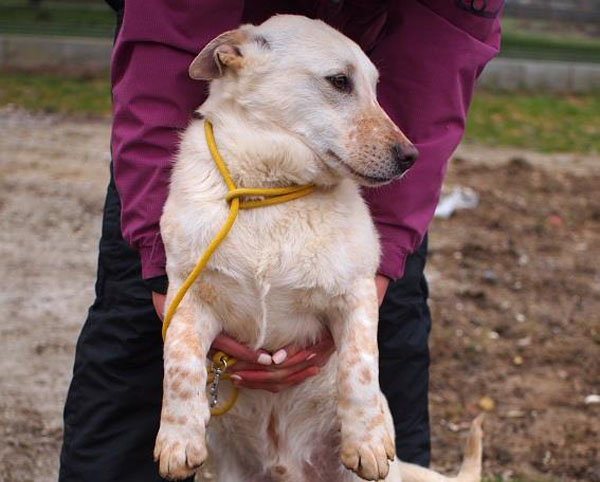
[110, 0, 244, 279]
[362, 0, 503, 280]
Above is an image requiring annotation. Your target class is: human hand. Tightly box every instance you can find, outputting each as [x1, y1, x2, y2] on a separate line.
[152, 292, 331, 391]
[375, 274, 389, 306]
[152, 292, 166, 320]
[153, 273, 386, 393]
[211, 330, 335, 393]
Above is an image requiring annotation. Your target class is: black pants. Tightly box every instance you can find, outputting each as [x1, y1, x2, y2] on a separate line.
[59, 172, 431, 481]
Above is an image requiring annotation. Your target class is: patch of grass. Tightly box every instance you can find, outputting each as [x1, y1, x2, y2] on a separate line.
[498, 17, 600, 63]
[501, 17, 600, 41]
[1, 71, 599, 154]
[501, 30, 600, 63]
[0, 1, 114, 37]
[0, 71, 110, 115]
[466, 90, 600, 154]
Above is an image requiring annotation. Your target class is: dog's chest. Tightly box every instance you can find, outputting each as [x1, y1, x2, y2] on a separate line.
[212, 183, 378, 292]
[190, 183, 380, 347]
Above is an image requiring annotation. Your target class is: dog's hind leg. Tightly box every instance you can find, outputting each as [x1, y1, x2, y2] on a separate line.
[154, 290, 221, 480]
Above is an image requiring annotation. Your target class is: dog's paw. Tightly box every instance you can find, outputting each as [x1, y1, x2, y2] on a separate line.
[154, 420, 207, 480]
[340, 429, 394, 481]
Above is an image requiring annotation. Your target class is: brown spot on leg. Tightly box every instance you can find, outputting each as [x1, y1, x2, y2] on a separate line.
[176, 388, 194, 400]
[367, 413, 385, 431]
[170, 378, 183, 393]
[166, 365, 191, 379]
[161, 413, 188, 425]
[359, 367, 372, 384]
[168, 348, 186, 362]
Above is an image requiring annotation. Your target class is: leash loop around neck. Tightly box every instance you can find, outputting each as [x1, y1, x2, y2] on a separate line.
[160, 120, 314, 415]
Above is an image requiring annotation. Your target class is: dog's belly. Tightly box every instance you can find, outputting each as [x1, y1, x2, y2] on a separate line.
[208, 359, 357, 482]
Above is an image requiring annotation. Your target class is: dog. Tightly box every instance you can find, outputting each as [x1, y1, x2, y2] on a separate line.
[154, 15, 483, 482]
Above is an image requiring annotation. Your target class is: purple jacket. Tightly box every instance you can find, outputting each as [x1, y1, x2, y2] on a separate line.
[111, 0, 502, 281]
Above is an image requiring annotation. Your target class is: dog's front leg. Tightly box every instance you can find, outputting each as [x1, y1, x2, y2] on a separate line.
[154, 292, 220, 480]
[330, 278, 395, 481]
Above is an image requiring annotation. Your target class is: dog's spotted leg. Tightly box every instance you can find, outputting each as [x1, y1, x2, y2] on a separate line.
[329, 278, 395, 481]
[154, 292, 221, 480]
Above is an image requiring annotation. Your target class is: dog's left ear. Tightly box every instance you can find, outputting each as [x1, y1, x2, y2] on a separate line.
[189, 29, 247, 80]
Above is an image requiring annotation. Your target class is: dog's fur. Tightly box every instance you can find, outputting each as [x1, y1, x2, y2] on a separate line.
[154, 15, 483, 482]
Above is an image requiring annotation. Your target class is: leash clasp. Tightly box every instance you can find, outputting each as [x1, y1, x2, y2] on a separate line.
[209, 352, 229, 407]
[207, 351, 239, 415]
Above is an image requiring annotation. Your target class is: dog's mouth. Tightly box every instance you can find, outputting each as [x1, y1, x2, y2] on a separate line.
[325, 149, 393, 185]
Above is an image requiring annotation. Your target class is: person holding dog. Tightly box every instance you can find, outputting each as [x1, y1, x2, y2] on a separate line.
[59, 1, 503, 481]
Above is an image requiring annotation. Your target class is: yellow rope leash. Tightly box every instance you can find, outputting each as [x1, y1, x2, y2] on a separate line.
[161, 120, 314, 415]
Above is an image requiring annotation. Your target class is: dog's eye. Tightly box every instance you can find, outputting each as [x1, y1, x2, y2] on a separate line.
[326, 74, 352, 93]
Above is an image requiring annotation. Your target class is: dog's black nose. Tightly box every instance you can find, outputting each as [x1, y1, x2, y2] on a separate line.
[391, 143, 418, 173]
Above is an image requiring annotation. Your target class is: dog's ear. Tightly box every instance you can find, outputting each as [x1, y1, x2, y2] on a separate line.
[189, 30, 246, 80]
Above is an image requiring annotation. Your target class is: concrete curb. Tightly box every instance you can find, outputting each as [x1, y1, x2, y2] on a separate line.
[479, 57, 600, 93]
[1, 34, 599, 92]
[0, 34, 111, 75]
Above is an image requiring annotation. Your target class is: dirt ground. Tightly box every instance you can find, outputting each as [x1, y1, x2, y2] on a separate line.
[0, 107, 598, 482]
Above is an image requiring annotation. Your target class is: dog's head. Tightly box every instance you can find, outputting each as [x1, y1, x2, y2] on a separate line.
[190, 15, 417, 186]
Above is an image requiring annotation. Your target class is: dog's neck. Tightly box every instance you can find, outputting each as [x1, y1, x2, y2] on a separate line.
[198, 106, 339, 189]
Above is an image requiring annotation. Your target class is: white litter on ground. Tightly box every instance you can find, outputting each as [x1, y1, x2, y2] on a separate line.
[584, 394, 600, 405]
[435, 186, 480, 219]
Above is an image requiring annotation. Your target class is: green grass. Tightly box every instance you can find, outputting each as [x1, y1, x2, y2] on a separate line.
[496, 16, 600, 63]
[0, 1, 115, 37]
[466, 89, 600, 154]
[1, 71, 599, 154]
[501, 17, 600, 41]
[501, 29, 600, 63]
[0, 71, 110, 115]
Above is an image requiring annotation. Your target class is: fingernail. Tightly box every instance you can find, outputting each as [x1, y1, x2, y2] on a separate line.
[306, 353, 316, 361]
[272, 349, 287, 365]
[257, 353, 272, 365]
[230, 374, 242, 381]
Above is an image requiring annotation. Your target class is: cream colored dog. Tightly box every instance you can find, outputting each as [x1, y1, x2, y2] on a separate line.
[154, 15, 483, 482]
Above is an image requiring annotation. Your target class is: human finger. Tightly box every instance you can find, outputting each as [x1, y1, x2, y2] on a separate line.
[280, 331, 335, 368]
[375, 274, 389, 306]
[152, 292, 166, 321]
[281, 366, 320, 385]
[227, 360, 270, 372]
[270, 343, 306, 365]
[232, 362, 313, 384]
[211, 333, 272, 365]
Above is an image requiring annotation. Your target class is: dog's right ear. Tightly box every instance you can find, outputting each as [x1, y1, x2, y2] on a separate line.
[189, 30, 247, 80]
